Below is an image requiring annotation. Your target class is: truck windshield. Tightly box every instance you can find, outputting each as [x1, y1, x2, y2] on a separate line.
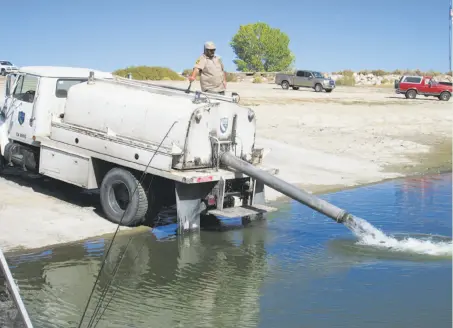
[1, 61, 12, 66]
[313, 72, 324, 78]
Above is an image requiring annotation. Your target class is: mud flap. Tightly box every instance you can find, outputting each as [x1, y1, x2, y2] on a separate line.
[253, 180, 266, 205]
[175, 182, 213, 234]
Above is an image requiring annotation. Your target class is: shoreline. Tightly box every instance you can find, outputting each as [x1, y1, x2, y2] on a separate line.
[4, 162, 451, 256]
[1, 80, 451, 254]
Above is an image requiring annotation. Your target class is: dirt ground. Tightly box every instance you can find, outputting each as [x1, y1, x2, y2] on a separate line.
[156, 80, 452, 198]
[0, 78, 451, 251]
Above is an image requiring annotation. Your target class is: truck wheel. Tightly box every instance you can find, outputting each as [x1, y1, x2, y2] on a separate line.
[281, 81, 289, 90]
[325, 89, 333, 93]
[314, 83, 323, 92]
[405, 89, 417, 99]
[0, 69, 5, 76]
[0, 155, 5, 173]
[292, 86, 300, 90]
[439, 91, 451, 101]
[100, 167, 149, 226]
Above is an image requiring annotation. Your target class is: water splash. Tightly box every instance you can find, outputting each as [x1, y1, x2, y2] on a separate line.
[344, 215, 452, 256]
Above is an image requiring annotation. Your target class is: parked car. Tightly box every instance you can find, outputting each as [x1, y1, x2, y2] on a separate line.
[394, 75, 452, 101]
[275, 70, 335, 92]
[0, 60, 19, 76]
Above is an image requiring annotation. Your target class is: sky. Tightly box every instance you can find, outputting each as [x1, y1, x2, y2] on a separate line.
[2, 0, 452, 73]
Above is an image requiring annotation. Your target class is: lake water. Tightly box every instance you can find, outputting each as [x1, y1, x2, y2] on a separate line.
[5, 173, 452, 328]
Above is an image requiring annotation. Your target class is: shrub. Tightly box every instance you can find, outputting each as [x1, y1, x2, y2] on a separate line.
[113, 66, 185, 81]
[182, 68, 192, 77]
[392, 69, 402, 75]
[425, 70, 441, 77]
[371, 69, 387, 77]
[401, 69, 416, 75]
[381, 78, 391, 84]
[252, 76, 263, 83]
[340, 69, 354, 77]
[226, 72, 238, 82]
[335, 75, 355, 86]
[358, 70, 370, 75]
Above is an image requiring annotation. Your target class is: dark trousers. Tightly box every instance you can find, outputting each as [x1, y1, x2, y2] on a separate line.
[204, 90, 225, 95]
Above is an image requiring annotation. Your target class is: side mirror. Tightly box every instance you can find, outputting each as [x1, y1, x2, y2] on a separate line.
[4, 73, 17, 97]
[308, 76, 313, 79]
[5, 75, 12, 97]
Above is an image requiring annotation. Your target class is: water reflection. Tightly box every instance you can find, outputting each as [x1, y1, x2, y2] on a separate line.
[7, 227, 271, 328]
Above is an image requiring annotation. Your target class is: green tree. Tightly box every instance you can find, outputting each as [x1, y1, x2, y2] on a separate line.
[230, 22, 295, 72]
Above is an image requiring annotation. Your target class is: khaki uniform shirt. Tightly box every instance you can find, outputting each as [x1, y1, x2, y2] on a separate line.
[194, 54, 225, 92]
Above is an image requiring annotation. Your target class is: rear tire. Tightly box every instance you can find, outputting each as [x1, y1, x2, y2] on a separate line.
[325, 89, 333, 93]
[281, 81, 289, 90]
[0, 155, 5, 174]
[100, 167, 149, 226]
[314, 83, 323, 92]
[439, 91, 451, 101]
[405, 89, 417, 99]
[292, 86, 299, 90]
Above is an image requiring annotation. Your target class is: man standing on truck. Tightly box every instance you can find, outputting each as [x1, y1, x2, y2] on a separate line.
[188, 41, 227, 95]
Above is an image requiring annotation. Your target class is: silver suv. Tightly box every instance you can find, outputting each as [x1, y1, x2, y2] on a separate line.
[275, 69, 335, 92]
[0, 61, 19, 76]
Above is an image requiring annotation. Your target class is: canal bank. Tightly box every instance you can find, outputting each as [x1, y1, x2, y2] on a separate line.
[0, 137, 451, 254]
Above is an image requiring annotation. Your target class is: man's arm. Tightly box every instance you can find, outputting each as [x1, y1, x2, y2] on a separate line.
[189, 56, 205, 82]
[188, 68, 199, 82]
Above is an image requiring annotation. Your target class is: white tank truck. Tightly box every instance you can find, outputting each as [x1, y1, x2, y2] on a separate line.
[0, 66, 354, 233]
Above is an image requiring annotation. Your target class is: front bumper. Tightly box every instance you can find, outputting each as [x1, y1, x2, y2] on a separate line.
[1, 68, 18, 75]
[324, 81, 336, 89]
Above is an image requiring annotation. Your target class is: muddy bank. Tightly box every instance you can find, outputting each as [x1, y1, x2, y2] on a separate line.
[0, 80, 451, 251]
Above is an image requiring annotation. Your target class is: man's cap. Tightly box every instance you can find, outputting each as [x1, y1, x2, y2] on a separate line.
[204, 41, 216, 50]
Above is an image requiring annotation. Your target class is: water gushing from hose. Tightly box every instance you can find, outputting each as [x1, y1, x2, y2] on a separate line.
[343, 215, 452, 256]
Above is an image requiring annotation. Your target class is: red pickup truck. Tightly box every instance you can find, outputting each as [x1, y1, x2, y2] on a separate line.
[394, 75, 452, 101]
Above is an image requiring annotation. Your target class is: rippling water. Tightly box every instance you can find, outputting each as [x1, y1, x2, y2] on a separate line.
[5, 173, 452, 328]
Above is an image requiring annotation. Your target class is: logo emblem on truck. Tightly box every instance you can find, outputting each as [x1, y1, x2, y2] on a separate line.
[220, 117, 228, 133]
[18, 111, 25, 125]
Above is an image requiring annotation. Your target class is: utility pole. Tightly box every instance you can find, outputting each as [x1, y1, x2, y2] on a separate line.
[450, 0, 452, 77]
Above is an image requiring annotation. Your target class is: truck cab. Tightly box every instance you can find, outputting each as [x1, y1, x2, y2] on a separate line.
[1, 66, 113, 170]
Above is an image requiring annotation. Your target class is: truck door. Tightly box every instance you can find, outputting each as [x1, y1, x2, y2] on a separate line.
[293, 70, 306, 86]
[9, 73, 40, 145]
[2, 73, 17, 110]
[422, 77, 434, 95]
[304, 71, 314, 87]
